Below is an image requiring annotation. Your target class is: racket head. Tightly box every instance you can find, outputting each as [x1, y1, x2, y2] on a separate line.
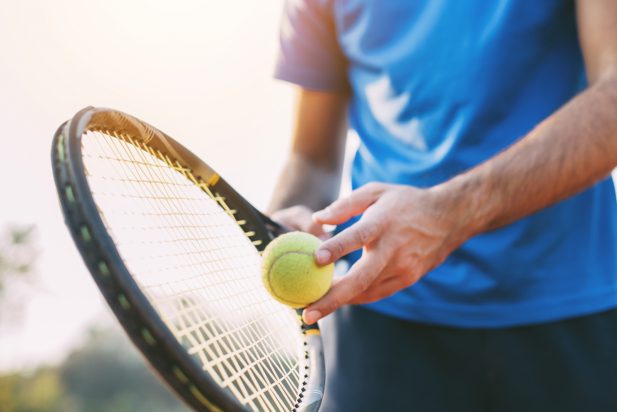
[51, 107, 325, 412]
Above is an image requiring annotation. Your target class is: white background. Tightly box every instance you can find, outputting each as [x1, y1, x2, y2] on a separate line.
[0, 0, 301, 371]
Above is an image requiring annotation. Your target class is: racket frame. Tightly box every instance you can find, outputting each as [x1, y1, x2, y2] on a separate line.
[51, 107, 325, 412]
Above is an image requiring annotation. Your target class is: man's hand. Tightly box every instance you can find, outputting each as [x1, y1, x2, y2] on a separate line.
[270, 205, 327, 239]
[303, 182, 471, 324]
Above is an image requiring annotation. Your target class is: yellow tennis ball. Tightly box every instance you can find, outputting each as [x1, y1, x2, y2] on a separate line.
[261, 231, 334, 308]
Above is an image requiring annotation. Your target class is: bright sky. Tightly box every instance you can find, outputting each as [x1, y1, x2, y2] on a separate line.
[0, 0, 299, 371]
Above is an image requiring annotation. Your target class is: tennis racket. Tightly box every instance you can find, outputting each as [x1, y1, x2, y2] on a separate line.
[51, 107, 325, 412]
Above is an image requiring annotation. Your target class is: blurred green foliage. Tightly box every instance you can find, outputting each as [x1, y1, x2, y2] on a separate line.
[0, 368, 64, 412]
[0, 328, 188, 412]
[0, 226, 187, 411]
[0, 225, 186, 411]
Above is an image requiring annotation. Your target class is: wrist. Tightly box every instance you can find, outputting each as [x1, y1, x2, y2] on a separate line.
[429, 173, 493, 242]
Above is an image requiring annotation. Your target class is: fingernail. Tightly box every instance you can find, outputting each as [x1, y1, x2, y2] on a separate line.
[303, 310, 321, 325]
[315, 249, 331, 265]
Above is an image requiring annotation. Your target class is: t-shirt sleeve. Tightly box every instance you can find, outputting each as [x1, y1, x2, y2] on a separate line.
[274, 0, 350, 92]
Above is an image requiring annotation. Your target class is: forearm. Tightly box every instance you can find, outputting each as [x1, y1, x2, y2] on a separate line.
[437, 76, 617, 238]
[267, 89, 348, 214]
[267, 152, 342, 213]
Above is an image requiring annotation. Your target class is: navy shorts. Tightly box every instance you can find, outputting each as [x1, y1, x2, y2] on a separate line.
[320, 306, 617, 412]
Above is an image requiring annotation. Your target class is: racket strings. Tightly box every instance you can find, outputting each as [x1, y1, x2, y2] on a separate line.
[106, 133, 304, 400]
[178, 302, 299, 371]
[174, 303, 298, 410]
[82, 130, 305, 412]
[91, 132, 257, 286]
[178, 308, 302, 409]
[100, 132, 302, 396]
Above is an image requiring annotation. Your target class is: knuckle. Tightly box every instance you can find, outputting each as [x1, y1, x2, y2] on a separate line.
[355, 272, 373, 292]
[335, 197, 350, 212]
[356, 228, 371, 244]
[392, 260, 409, 274]
[330, 240, 346, 257]
[357, 224, 378, 244]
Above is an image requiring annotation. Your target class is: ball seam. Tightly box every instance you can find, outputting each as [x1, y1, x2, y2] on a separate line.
[265, 250, 315, 307]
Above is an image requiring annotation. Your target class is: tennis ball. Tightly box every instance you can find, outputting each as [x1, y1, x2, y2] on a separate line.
[261, 231, 333, 308]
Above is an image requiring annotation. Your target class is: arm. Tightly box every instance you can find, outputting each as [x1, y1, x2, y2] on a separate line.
[268, 88, 348, 235]
[303, 0, 617, 324]
[438, 0, 617, 234]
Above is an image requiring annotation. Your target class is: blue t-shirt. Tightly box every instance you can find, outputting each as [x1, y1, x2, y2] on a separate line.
[275, 0, 617, 327]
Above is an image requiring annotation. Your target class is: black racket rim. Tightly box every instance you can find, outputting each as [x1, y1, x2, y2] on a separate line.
[51, 107, 325, 412]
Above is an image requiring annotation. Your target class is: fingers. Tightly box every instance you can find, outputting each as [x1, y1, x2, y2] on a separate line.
[313, 183, 386, 225]
[315, 218, 380, 265]
[303, 250, 387, 324]
[270, 206, 326, 238]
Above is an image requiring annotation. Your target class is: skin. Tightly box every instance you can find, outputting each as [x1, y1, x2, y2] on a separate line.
[269, 0, 617, 325]
[268, 89, 348, 228]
